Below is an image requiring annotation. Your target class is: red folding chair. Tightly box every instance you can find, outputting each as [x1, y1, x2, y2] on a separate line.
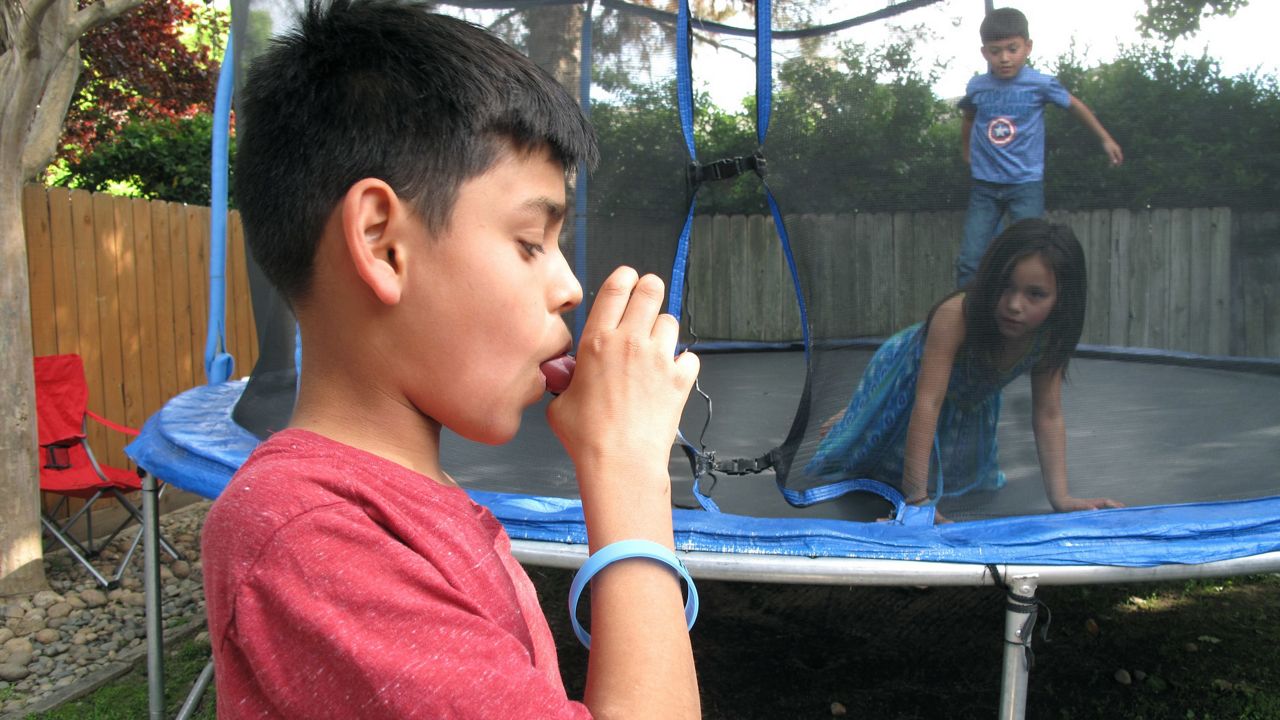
[34, 354, 181, 588]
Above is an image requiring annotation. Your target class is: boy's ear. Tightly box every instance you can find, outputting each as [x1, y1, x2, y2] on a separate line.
[340, 178, 407, 306]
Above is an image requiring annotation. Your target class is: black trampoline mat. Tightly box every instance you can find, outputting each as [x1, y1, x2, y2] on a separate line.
[442, 349, 1280, 522]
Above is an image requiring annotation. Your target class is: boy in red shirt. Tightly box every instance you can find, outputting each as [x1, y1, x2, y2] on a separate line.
[200, 1, 701, 717]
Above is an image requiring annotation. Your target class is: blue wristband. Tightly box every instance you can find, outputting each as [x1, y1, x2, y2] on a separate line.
[568, 539, 699, 649]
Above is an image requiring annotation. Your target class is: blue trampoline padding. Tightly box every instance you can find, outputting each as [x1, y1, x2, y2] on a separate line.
[126, 382, 1280, 568]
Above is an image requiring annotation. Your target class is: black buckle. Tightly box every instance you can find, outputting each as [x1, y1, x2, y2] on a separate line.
[686, 150, 766, 189]
[45, 445, 71, 470]
[713, 451, 775, 476]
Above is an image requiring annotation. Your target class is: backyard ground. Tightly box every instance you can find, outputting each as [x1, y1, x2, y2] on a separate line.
[21, 563, 1280, 719]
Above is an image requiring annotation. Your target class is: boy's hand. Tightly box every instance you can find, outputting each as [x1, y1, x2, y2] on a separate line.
[1102, 139, 1123, 166]
[547, 267, 699, 546]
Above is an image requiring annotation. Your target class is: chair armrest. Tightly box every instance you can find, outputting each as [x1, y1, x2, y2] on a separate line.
[85, 409, 140, 437]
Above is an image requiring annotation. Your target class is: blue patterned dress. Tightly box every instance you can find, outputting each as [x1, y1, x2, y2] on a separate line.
[803, 321, 1045, 499]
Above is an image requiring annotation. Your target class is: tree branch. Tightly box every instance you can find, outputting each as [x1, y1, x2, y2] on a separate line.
[68, 0, 141, 43]
[20, 39, 77, 180]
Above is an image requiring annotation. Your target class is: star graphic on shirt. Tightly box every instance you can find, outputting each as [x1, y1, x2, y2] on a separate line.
[987, 117, 1016, 146]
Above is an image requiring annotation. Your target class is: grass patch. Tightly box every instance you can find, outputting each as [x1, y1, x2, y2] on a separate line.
[23, 636, 215, 720]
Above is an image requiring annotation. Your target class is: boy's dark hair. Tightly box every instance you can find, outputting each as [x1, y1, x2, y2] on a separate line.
[235, 0, 598, 302]
[934, 218, 1087, 376]
[980, 7, 1029, 43]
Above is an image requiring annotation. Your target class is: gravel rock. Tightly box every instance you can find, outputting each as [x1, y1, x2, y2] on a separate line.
[32, 591, 63, 609]
[0, 662, 31, 681]
[1114, 668, 1132, 685]
[0, 501, 209, 714]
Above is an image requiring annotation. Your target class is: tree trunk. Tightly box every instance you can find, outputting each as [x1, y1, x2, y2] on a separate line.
[0, 175, 44, 597]
[1, 0, 142, 596]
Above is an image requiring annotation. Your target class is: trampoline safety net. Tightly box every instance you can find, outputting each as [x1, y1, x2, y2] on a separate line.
[227, 0, 1280, 523]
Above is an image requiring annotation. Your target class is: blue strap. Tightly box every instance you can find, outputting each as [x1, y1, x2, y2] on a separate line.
[777, 478, 936, 526]
[573, 0, 595, 340]
[569, 539, 699, 649]
[762, 181, 810, 355]
[665, 199, 698, 325]
[204, 27, 236, 385]
[675, 0, 696, 161]
[756, 0, 772, 144]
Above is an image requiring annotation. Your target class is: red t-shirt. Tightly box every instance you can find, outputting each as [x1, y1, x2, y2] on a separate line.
[202, 429, 591, 719]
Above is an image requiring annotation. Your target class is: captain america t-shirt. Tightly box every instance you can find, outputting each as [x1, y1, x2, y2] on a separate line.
[959, 65, 1071, 185]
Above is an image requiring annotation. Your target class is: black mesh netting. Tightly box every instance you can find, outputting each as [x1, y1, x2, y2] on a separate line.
[229, 0, 1280, 522]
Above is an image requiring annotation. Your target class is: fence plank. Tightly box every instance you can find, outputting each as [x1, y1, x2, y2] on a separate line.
[892, 212, 913, 331]
[229, 213, 258, 374]
[1145, 209, 1171, 350]
[866, 213, 895, 335]
[131, 199, 162, 414]
[1168, 208, 1192, 352]
[1086, 210, 1112, 346]
[1108, 209, 1132, 347]
[69, 190, 107, 459]
[812, 213, 844, 339]
[169, 203, 195, 392]
[115, 196, 146, 439]
[186, 205, 211, 385]
[150, 201, 180, 404]
[1188, 208, 1213, 354]
[23, 185, 57, 357]
[46, 189, 80, 356]
[756, 214, 786, 341]
[1208, 207, 1231, 355]
[91, 193, 129, 466]
[708, 212, 735, 339]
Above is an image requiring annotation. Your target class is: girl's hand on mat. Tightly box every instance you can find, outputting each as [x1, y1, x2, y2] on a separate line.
[1052, 495, 1126, 513]
[548, 266, 699, 544]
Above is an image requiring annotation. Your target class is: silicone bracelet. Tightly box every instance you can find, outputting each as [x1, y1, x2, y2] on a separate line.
[568, 539, 699, 649]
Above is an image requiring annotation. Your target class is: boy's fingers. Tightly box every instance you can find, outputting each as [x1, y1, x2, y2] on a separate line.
[617, 273, 666, 335]
[673, 349, 700, 386]
[583, 266, 639, 334]
[650, 312, 680, 348]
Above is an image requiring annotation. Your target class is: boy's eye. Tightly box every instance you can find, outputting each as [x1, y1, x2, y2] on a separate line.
[518, 240, 545, 257]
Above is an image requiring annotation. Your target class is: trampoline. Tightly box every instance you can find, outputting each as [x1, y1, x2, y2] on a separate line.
[119, 0, 1280, 718]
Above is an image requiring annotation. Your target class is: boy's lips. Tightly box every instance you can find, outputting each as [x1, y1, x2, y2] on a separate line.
[539, 353, 575, 395]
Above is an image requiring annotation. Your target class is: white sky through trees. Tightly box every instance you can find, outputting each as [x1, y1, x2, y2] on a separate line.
[694, 0, 1279, 110]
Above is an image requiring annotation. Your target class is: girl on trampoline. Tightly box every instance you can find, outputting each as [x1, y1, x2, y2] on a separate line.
[806, 218, 1124, 523]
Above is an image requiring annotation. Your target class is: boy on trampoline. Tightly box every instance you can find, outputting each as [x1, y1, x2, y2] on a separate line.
[955, 7, 1123, 287]
[808, 219, 1124, 523]
[200, 1, 701, 717]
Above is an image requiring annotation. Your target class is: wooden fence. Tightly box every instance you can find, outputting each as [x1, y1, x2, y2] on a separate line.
[23, 185, 258, 524]
[671, 208, 1279, 357]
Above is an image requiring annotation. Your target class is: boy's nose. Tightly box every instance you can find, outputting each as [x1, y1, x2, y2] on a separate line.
[552, 260, 583, 314]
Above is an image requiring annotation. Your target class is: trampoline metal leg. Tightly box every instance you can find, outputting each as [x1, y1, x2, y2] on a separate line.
[175, 660, 215, 720]
[997, 573, 1039, 720]
[143, 472, 165, 720]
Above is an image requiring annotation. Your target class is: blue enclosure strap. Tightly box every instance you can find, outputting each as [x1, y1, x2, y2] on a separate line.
[667, 0, 698, 316]
[754, 0, 810, 354]
[204, 27, 235, 386]
[573, 0, 595, 339]
[755, 0, 771, 143]
[675, 0, 696, 160]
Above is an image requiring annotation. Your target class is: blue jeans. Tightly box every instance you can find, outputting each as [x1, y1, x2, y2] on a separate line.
[956, 180, 1044, 287]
